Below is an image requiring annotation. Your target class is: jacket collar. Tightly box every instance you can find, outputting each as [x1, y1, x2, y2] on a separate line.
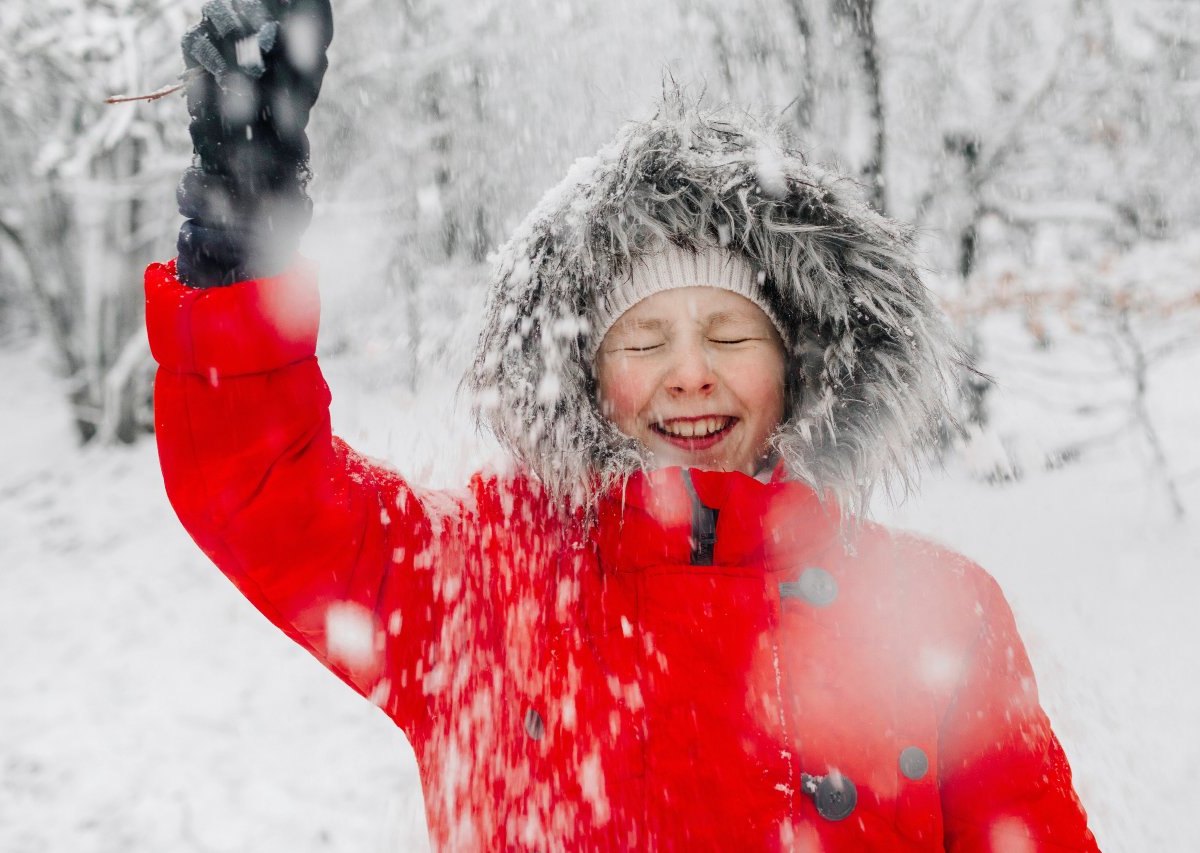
[594, 466, 842, 573]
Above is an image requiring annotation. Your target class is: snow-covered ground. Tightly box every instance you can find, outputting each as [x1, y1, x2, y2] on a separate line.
[2, 329, 1197, 852]
[0, 342, 430, 853]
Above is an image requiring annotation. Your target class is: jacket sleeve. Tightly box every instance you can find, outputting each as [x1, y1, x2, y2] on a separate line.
[938, 573, 1099, 851]
[146, 258, 464, 740]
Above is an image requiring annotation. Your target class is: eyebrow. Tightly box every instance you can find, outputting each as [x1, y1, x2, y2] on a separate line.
[705, 311, 757, 326]
[617, 317, 669, 332]
[611, 308, 763, 335]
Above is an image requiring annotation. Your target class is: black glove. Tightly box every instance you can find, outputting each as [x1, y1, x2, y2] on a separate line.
[176, 0, 333, 288]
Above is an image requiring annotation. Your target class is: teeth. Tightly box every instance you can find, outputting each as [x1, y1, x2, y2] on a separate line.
[658, 417, 731, 438]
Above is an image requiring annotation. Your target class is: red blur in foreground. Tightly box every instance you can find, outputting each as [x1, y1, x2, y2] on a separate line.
[146, 260, 1098, 851]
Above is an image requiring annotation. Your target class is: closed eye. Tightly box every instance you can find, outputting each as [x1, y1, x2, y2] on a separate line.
[710, 338, 751, 345]
[623, 343, 664, 352]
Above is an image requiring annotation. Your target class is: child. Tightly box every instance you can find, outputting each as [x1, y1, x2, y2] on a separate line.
[148, 1, 1098, 849]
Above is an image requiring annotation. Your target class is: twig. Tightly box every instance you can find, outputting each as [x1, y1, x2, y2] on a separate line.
[104, 68, 200, 105]
[104, 81, 184, 104]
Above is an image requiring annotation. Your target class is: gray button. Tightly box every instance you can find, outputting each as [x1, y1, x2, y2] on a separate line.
[899, 746, 929, 780]
[802, 771, 857, 821]
[524, 707, 545, 741]
[779, 567, 838, 608]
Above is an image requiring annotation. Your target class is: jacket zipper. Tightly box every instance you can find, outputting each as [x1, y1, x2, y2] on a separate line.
[680, 469, 718, 566]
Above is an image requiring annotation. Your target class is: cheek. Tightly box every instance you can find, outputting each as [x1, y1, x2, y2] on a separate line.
[737, 354, 787, 425]
[597, 358, 656, 429]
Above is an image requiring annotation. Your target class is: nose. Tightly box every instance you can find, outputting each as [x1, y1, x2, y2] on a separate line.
[665, 339, 717, 396]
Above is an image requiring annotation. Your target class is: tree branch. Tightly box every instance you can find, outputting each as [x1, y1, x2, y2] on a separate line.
[0, 215, 80, 376]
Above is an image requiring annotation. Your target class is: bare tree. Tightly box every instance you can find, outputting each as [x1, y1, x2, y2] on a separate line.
[0, 1, 188, 443]
[943, 236, 1200, 518]
[778, 0, 887, 209]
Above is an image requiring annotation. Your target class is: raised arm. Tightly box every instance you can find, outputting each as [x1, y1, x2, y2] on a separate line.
[148, 0, 460, 737]
[176, 0, 332, 288]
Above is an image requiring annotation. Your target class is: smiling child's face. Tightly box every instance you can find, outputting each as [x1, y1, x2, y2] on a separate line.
[595, 286, 787, 477]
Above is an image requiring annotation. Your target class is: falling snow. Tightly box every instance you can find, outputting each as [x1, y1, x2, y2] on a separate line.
[3, 0, 1200, 850]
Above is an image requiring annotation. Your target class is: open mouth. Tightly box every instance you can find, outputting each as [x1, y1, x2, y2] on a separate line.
[650, 416, 737, 451]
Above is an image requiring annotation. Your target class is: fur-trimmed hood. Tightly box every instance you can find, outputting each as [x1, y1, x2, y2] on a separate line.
[468, 98, 960, 516]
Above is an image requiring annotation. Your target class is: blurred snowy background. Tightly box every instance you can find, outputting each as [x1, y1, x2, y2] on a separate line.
[2, 0, 1199, 850]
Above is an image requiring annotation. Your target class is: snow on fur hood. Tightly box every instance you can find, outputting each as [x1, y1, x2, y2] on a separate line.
[469, 98, 961, 516]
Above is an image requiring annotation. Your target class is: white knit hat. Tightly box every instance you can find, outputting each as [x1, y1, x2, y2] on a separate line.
[590, 245, 787, 358]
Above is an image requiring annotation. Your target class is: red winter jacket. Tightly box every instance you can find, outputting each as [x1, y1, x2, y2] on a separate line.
[146, 260, 1099, 851]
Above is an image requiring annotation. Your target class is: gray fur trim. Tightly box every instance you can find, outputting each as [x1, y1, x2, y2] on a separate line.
[467, 96, 962, 517]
